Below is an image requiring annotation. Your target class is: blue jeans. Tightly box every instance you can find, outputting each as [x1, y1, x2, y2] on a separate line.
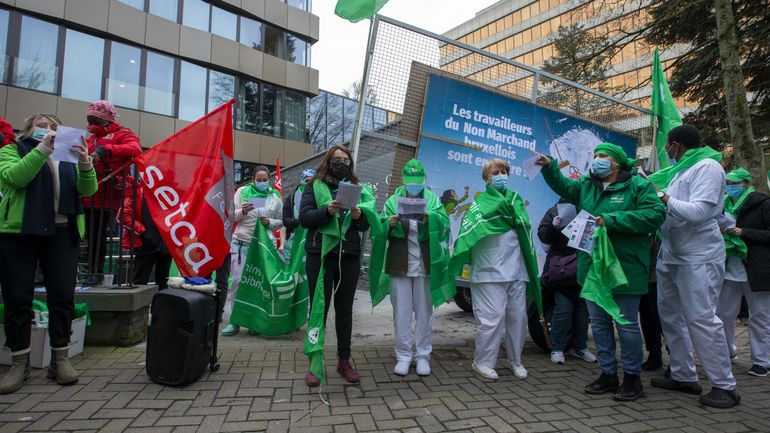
[587, 295, 643, 376]
[550, 291, 589, 352]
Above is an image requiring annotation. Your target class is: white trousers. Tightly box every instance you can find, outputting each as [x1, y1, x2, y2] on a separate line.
[470, 281, 527, 368]
[717, 280, 770, 368]
[657, 261, 737, 389]
[390, 276, 433, 362]
[223, 239, 249, 324]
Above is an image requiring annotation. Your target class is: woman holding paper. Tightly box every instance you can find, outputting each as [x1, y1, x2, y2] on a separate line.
[0, 113, 97, 393]
[535, 143, 665, 401]
[220, 165, 284, 336]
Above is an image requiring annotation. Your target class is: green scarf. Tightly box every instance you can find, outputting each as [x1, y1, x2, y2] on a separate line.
[240, 182, 281, 201]
[448, 185, 542, 315]
[647, 146, 722, 191]
[303, 180, 380, 386]
[723, 186, 754, 259]
[581, 226, 631, 325]
[368, 187, 454, 308]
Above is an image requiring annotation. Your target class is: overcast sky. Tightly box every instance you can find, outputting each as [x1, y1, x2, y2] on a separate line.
[311, 0, 499, 95]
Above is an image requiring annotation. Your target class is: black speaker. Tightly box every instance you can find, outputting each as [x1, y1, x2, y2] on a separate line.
[146, 288, 216, 386]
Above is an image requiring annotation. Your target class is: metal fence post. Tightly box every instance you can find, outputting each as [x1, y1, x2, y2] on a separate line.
[350, 16, 380, 166]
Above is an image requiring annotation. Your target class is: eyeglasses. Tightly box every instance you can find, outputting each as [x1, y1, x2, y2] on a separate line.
[331, 157, 351, 165]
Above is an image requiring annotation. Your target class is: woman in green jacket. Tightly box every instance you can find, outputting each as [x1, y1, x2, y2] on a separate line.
[0, 114, 97, 394]
[535, 143, 665, 401]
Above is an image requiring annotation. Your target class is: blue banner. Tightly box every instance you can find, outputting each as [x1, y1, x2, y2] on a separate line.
[417, 74, 637, 268]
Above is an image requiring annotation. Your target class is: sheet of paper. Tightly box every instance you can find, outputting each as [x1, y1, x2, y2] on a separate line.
[556, 203, 577, 228]
[397, 197, 427, 220]
[717, 213, 736, 229]
[561, 209, 597, 253]
[249, 197, 266, 217]
[523, 153, 543, 179]
[336, 182, 362, 209]
[51, 126, 86, 164]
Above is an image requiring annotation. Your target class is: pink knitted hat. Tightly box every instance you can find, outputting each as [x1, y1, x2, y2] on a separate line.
[87, 100, 118, 123]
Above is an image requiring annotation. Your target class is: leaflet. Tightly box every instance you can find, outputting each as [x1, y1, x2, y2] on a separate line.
[336, 181, 362, 209]
[397, 197, 427, 220]
[555, 203, 577, 228]
[51, 126, 86, 164]
[249, 197, 267, 217]
[561, 209, 597, 253]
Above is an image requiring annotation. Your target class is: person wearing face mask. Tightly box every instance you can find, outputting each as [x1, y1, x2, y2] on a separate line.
[0, 113, 97, 393]
[535, 143, 665, 401]
[716, 167, 770, 378]
[299, 145, 371, 386]
[81, 100, 142, 287]
[449, 159, 541, 381]
[220, 166, 284, 336]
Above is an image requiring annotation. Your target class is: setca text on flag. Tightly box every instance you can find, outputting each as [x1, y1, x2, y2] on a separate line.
[133, 100, 235, 277]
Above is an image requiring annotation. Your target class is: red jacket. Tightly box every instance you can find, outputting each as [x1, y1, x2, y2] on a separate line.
[0, 116, 15, 145]
[83, 122, 142, 209]
[116, 176, 145, 249]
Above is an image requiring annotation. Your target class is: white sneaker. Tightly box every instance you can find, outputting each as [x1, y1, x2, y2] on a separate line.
[393, 360, 410, 376]
[511, 363, 528, 379]
[472, 363, 498, 380]
[551, 351, 565, 364]
[416, 359, 431, 376]
[570, 348, 597, 363]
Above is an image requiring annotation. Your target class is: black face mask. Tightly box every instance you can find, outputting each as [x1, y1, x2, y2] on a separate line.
[331, 162, 350, 180]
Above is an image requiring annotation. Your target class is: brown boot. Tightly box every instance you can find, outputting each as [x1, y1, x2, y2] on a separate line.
[47, 347, 78, 386]
[0, 351, 31, 394]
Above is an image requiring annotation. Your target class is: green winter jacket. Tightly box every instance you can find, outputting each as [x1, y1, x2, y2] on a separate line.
[0, 142, 98, 237]
[542, 160, 665, 296]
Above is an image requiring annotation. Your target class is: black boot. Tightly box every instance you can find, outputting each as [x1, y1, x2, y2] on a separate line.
[584, 372, 619, 395]
[641, 351, 662, 371]
[650, 376, 702, 395]
[613, 373, 644, 401]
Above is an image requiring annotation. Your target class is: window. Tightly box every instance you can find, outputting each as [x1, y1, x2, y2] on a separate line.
[149, 0, 178, 22]
[179, 61, 207, 121]
[0, 10, 9, 84]
[326, 93, 343, 146]
[239, 17, 262, 50]
[307, 92, 327, 149]
[264, 25, 285, 59]
[145, 51, 176, 115]
[261, 84, 283, 137]
[107, 42, 142, 109]
[342, 98, 357, 143]
[117, 0, 144, 9]
[62, 30, 104, 102]
[211, 6, 237, 40]
[237, 80, 259, 132]
[286, 0, 308, 11]
[287, 34, 307, 65]
[285, 90, 306, 142]
[15, 16, 59, 92]
[182, 0, 210, 32]
[208, 70, 234, 113]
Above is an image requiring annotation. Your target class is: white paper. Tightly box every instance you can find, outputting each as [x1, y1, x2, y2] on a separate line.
[555, 203, 577, 228]
[51, 126, 86, 164]
[249, 197, 266, 216]
[523, 153, 543, 179]
[397, 197, 427, 220]
[717, 213, 736, 229]
[561, 209, 597, 253]
[336, 182, 362, 209]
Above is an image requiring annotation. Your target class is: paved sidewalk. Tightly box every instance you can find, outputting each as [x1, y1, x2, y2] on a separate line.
[0, 294, 768, 432]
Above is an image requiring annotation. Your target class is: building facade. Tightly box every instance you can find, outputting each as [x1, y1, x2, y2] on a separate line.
[0, 0, 320, 179]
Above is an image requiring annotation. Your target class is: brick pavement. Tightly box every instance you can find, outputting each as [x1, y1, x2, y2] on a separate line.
[0, 297, 768, 432]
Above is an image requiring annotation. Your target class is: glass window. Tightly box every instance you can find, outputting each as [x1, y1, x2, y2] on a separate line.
[285, 90, 306, 142]
[178, 61, 207, 121]
[239, 17, 263, 50]
[237, 80, 259, 132]
[15, 16, 59, 93]
[61, 29, 104, 102]
[286, 34, 307, 66]
[107, 42, 142, 109]
[182, 0, 209, 32]
[208, 70, 234, 113]
[261, 84, 283, 137]
[286, 0, 308, 11]
[342, 98, 357, 143]
[0, 10, 9, 84]
[307, 92, 327, 150]
[326, 93, 344, 146]
[211, 6, 237, 40]
[144, 51, 175, 116]
[117, 0, 144, 9]
[149, 0, 178, 22]
[264, 25, 286, 59]
[373, 107, 387, 129]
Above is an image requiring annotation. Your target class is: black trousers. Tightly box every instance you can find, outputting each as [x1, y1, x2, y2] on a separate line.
[306, 253, 360, 360]
[84, 207, 113, 276]
[0, 229, 78, 351]
[639, 281, 663, 354]
[133, 252, 173, 290]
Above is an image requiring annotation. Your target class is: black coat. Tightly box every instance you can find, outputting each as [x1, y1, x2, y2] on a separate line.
[299, 180, 370, 256]
[282, 186, 301, 239]
[736, 191, 770, 292]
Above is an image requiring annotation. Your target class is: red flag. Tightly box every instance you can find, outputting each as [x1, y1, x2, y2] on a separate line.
[274, 158, 283, 247]
[134, 101, 235, 277]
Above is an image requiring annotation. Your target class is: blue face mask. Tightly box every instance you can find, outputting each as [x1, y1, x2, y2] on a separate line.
[491, 174, 508, 191]
[405, 184, 425, 196]
[591, 158, 613, 178]
[31, 127, 50, 141]
[725, 184, 744, 198]
[254, 181, 270, 192]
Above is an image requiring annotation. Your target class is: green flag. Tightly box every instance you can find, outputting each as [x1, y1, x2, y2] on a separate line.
[723, 185, 754, 259]
[448, 185, 542, 315]
[581, 226, 631, 325]
[229, 221, 309, 336]
[304, 181, 380, 385]
[335, 0, 388, 23]
[650, 47, 682, 171]
[368, 187, 454, 308]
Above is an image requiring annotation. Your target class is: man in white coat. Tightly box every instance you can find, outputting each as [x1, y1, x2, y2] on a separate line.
[652, 125, 740, 408]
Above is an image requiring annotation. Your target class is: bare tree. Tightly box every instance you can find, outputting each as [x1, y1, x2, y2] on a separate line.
[342, 80, 378, 105]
